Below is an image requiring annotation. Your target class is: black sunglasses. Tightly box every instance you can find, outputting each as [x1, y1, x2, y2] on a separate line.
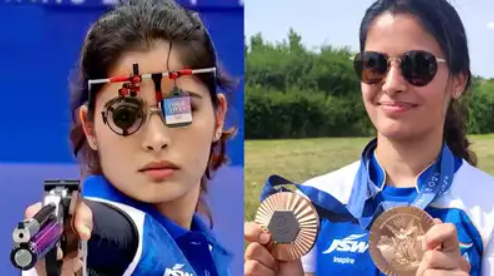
[352, 50, 447, 87]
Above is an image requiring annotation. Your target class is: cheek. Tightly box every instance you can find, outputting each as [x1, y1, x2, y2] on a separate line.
[92, 113, 136, 166]
[181, 108, 216, 165]
[361, 85, 378, 112]
[361, 83, 377, 100]
[417, 78, 450, 118]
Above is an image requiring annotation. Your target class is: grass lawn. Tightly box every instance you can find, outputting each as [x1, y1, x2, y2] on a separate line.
[244, 134, 494, 221]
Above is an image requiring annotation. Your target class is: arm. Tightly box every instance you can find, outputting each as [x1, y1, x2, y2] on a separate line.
[84, 200, 139, 275]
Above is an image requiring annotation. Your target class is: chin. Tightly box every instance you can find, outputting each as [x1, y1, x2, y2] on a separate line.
[375, 121, 420, 141]
[141, 188, 189, 204]
[118, 183, 190, 204]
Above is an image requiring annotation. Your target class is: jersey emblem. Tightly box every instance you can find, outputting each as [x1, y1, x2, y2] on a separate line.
[322, 233, 369, 254]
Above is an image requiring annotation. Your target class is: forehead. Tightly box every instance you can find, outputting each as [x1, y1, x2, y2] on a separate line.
[95, 41, 209, 103]
[365, 12, 444, 58]
[109, 41, 183, 76]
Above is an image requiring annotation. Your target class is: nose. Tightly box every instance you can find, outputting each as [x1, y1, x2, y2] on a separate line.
[381, 59, 407, 95]
[141, 110, 170, 152]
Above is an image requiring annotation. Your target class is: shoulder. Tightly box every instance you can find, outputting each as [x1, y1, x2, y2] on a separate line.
[300, 160, 361, 204]
[433, 161, 494, 247]
[450, 160, 494, 204]
[84, 196, 147, 226]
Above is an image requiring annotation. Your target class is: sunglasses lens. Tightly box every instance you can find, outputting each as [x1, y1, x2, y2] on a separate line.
[354, 52, 388, 85]
[105, 97, 144, 136]
[401, 50, 438, 86]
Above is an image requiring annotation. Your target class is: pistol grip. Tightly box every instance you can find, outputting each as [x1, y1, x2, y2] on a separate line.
[45, 247, 62, 276]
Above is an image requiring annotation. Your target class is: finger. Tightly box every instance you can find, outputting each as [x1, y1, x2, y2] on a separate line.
[57, 248, 64, 260]
[72, 260, 83, 276]
[35, 260, 47, 276]
[73, 202, 93, 241]
[63, 247, 82, 260]
[36, 253, 82, 276]
[244, 259, 276, 276]
[425, 223, 459, 253]
[245, 242, 277, 271]
[278, 258, 304, 276]
[70, 257, 83, 274]
[432, 218, 442, 224]
[244, 222, 271, 245]
[24, 203, 43, 219]
[421, 250, 459, 270]
[422, 268, 468, 276]
[459, 256, 470, 273]
[60, 256, 83, 276]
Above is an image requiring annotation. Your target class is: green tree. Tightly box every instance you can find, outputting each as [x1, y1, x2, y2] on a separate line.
[245, 30, 492, 139]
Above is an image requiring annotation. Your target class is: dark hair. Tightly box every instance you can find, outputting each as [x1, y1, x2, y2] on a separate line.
[359, 0, 477, 166]
[69, 0, 236, 225]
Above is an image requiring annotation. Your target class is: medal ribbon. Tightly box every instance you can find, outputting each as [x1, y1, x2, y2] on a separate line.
[260, 175, 352, 219]
[259, 138, 455, 230]
[346, 138, 455, 230]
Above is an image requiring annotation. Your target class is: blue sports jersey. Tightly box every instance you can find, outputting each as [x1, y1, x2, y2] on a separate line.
[299, 140, 494, 276]
[23, 175, 234, 276]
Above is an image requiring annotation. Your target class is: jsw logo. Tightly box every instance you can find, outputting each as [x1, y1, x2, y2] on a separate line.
[164, 264, 194, 276]
[322, 234, 369, 254]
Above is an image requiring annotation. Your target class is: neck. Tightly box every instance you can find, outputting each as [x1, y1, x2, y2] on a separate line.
[154, 183, 201, 230]
[375, 132, 443, 188]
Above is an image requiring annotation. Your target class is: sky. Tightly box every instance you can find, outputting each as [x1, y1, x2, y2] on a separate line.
[245, 0, 494, 78]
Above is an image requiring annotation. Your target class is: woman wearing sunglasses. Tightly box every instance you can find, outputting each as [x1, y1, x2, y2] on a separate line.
[20, 0, 236, 275]
[244, 0, 494, 276]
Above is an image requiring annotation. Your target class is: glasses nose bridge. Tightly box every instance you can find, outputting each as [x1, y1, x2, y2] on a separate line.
[144, 105, 164, 123]
[382, 56, 407, 90]
[142, 105, 170, 136]
[149, 106, 161, 114]
[140, 105, 171, 152]
[387, 56, 402, 69]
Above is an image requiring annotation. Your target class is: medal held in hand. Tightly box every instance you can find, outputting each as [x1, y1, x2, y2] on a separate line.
[369, 206, 435, 276]
[348, 140, 456, 275]
[254, 191, 320, 262]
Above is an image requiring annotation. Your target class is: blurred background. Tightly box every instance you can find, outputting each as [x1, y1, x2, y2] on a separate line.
[0, 0, 244, 275]
[244, 0, 494, 221]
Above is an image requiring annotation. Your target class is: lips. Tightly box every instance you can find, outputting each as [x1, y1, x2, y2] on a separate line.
[378, 102, 417, 113]
[138, 160, 179, 181]
[139, 160, 179, 171]
[379, 102, 417, 107]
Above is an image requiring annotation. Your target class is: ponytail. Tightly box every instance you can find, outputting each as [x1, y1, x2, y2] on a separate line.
[444, 95, 477, 167]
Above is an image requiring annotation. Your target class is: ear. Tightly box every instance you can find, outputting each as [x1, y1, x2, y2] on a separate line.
[451, 72, 468, 100]
[213, 93, 227, 142]
[79, 105, 98, 151]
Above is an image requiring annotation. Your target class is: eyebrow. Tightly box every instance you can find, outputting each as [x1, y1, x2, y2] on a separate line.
[188, 91, 203, 99]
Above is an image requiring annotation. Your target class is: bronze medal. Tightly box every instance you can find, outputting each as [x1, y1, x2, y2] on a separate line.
[255, 192, 320, 262]
[369, 206, 435, 276]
